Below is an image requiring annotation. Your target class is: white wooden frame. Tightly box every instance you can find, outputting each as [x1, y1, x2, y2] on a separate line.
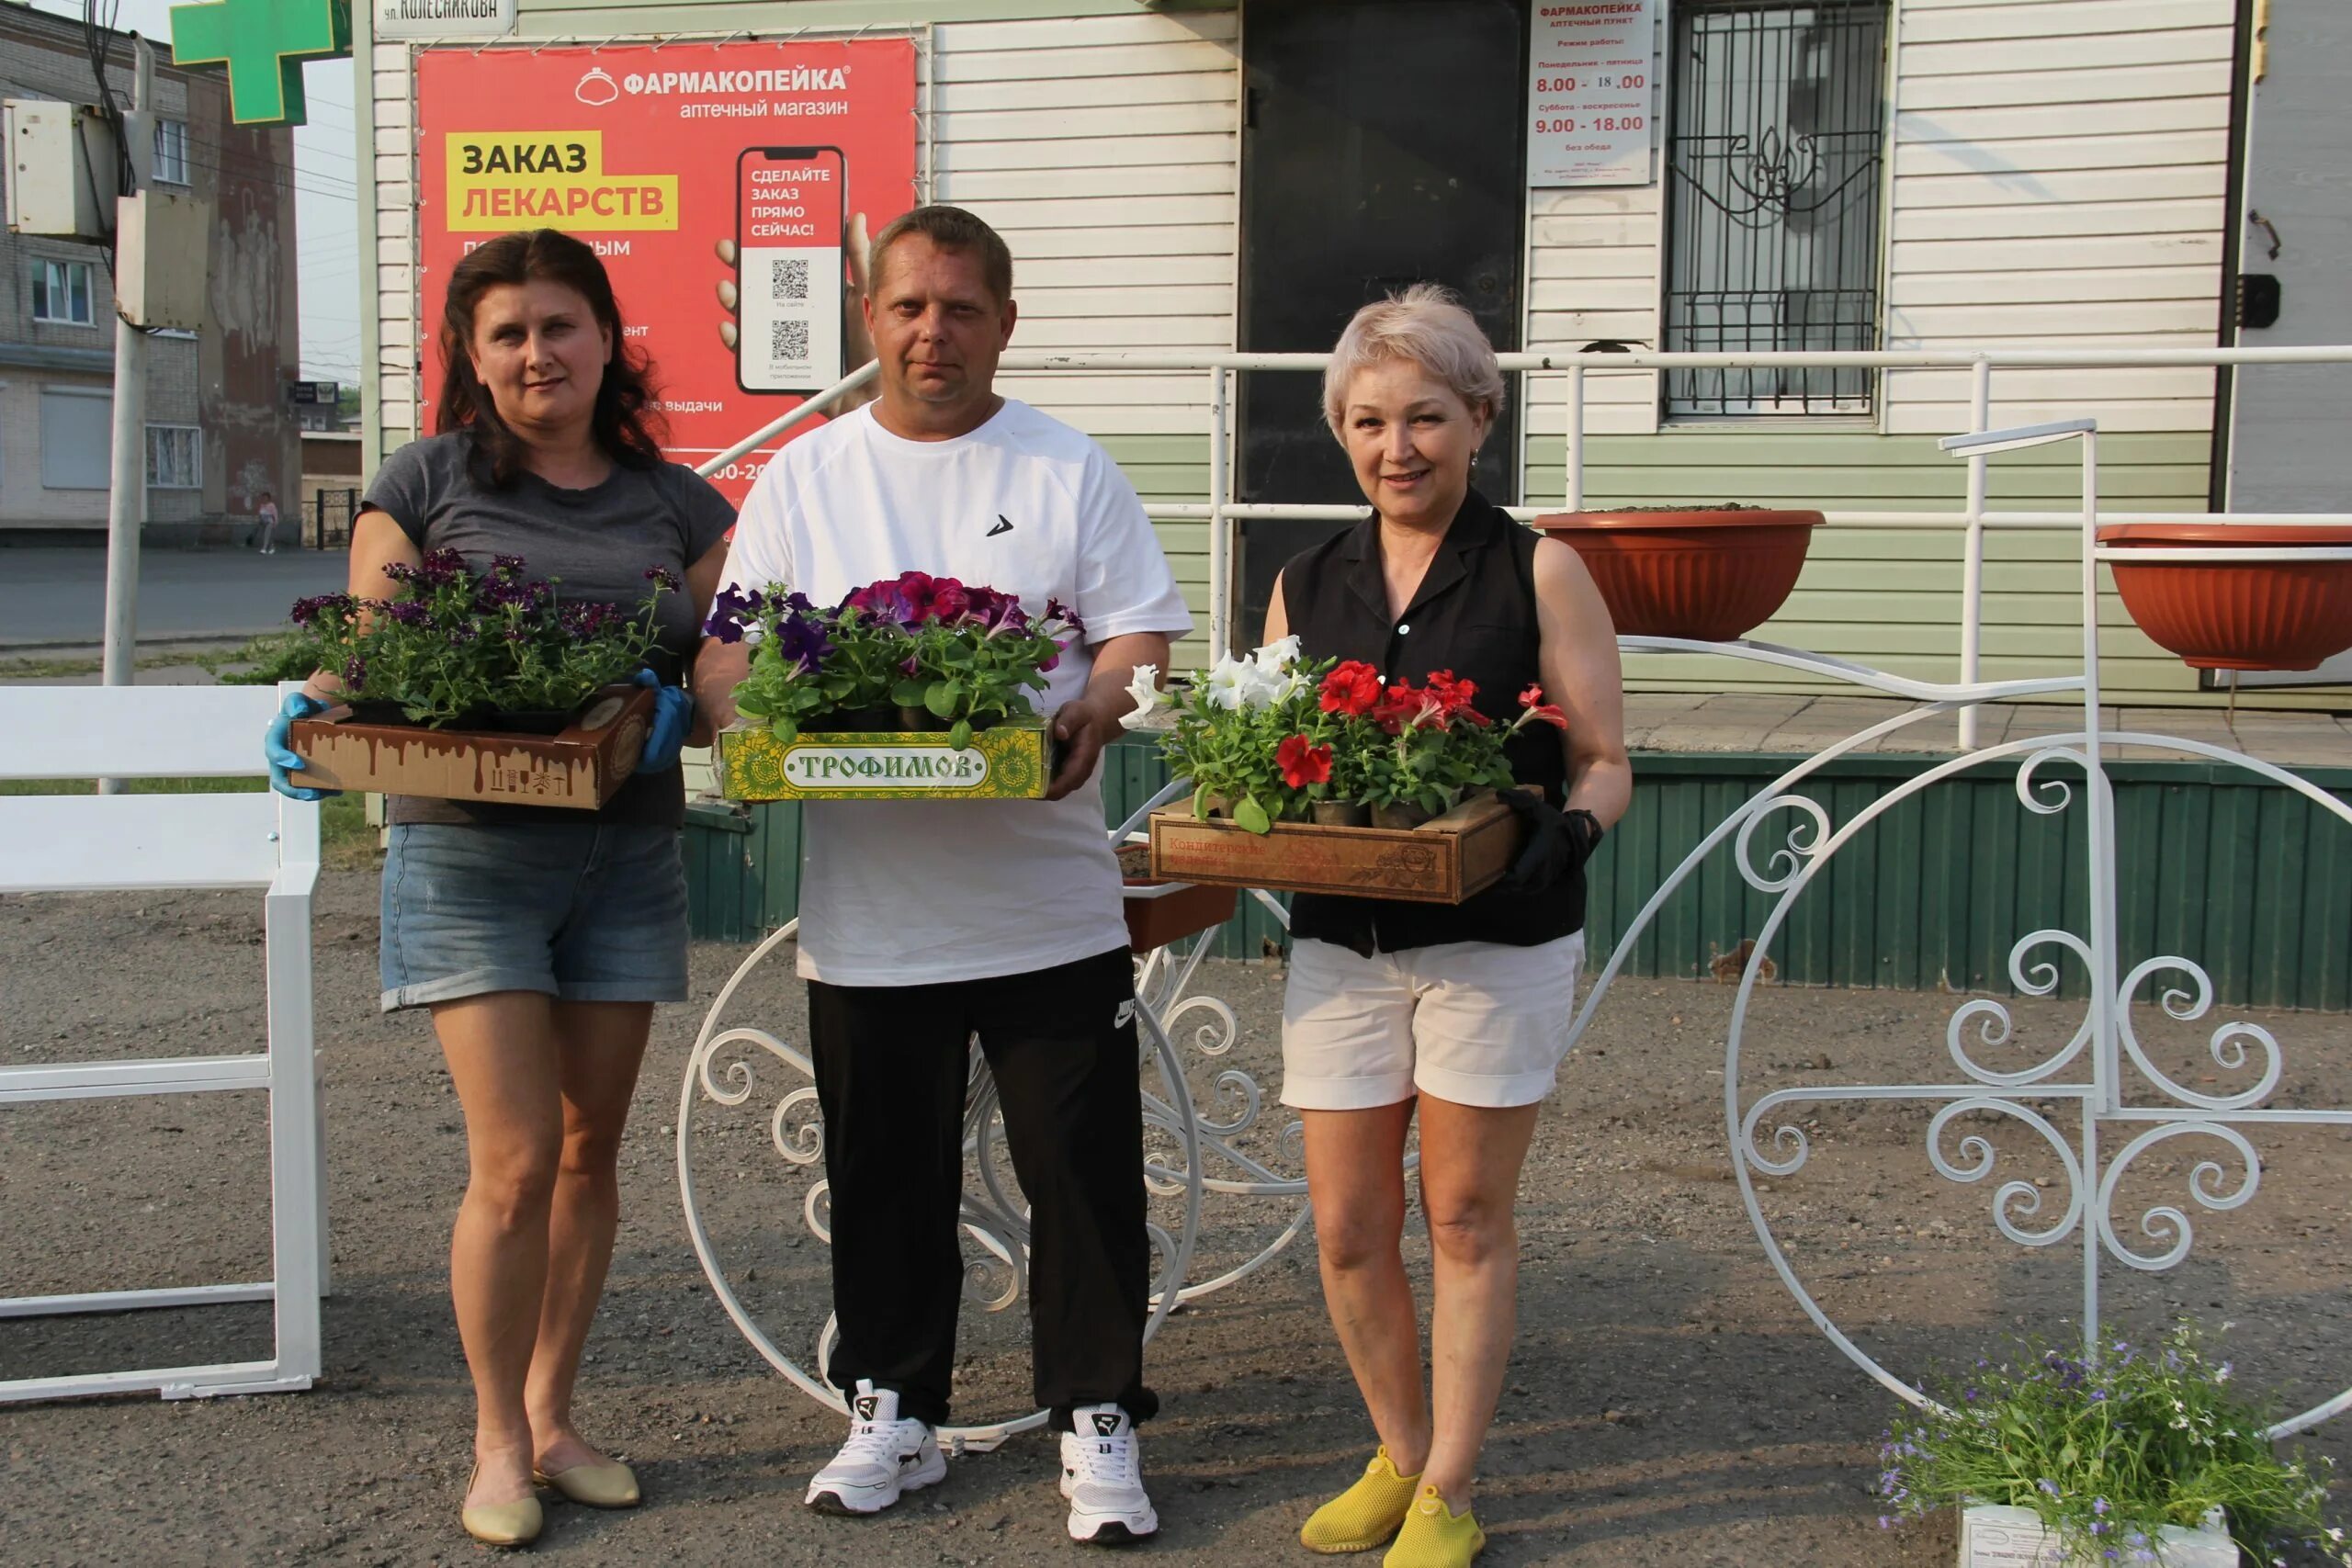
[0, 684, 325, 1402]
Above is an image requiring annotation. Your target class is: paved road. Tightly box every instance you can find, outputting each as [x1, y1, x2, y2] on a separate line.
[0, 546, 348, 649]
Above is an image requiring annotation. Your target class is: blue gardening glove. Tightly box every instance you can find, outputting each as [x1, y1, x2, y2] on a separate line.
[634, 668, 693, 773]
[265, 690, 338, 801]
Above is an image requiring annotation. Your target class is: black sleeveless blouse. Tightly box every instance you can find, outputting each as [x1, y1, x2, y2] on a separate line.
[1278, 489, 1585, 955]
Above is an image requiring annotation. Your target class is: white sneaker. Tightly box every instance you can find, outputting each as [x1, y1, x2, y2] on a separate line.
[1059, 1404, 1158, 1545]
[804, 1380, 946, 1516]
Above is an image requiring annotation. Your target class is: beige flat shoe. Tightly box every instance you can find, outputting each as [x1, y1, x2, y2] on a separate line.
[533, 1458, 640, 1509]
[461, 1462, 545, 1547]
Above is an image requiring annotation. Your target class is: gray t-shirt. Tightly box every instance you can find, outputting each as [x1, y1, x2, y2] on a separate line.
[361, 431, 735, 827]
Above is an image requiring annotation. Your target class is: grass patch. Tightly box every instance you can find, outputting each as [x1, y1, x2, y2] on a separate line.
[0, 776, 376, 868]
[0, 635, 314, 684]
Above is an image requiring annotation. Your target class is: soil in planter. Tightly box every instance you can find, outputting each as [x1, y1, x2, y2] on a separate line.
[1117, 842, 1157, 882]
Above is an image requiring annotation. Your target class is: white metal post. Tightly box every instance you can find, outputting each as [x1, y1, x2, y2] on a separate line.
[260, 857, 323, 1392]
[2079, 428, 2114, 1115]
[1206, 366, 1231, 661]
[1957, 356, 1991, 749]
[1566, 365, 1587, 511]
[98, 38, 156, 795]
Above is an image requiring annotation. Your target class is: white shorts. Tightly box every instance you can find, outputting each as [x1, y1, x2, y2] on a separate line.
[1279, 931, 1586, 1111]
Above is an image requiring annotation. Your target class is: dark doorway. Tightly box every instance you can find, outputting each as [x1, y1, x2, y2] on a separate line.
[1235, 0, 1530, 642]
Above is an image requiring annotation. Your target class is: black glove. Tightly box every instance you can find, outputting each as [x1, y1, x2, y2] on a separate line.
[1495, 790, 1604, 895]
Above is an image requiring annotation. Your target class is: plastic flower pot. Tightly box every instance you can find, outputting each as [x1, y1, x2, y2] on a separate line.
[1311, 801, 1373, 827]
[1957, 1502, 2233, 1568]
[1531, 506, 1826, 642]
[2098, 522, 2352, 671]
[1370, 802, 1435, 829]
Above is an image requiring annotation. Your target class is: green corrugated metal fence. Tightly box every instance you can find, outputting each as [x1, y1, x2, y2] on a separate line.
[685, 740, 2352, 1010]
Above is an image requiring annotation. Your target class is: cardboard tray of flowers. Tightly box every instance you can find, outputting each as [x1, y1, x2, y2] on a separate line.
[277, 551, 673, 810]
[1147, 791, 1517, 904]
[707, 573, 1080, 804]
[1132, 641, 1563, 906]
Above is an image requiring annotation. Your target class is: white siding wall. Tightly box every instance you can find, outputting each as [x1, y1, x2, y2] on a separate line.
[1883, 0, 2234, 434]
[1520, 6, 1670, 455]
[933, 9, 1238, 434]
[365, 11, 1239, 451]
[1517, 0, 2235, 455]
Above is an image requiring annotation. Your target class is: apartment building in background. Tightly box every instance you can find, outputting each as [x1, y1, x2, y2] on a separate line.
[0, 0, 300, 542]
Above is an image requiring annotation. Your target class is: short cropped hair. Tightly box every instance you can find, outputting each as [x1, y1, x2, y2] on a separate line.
[867, 205, 1013, 305]
[1323, 283, 1506, 440]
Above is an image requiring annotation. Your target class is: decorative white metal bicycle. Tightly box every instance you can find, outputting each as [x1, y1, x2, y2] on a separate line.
[678, 417, 2352, 1444]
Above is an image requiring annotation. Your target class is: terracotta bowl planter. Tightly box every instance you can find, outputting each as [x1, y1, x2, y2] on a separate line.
[1116, 842, 1236, 951]
[2098, 522, 2352, 671]
[1532, 507, 1825, 643]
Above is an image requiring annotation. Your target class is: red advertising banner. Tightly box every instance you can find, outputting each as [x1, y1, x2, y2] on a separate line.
[414, 39, 918, 502]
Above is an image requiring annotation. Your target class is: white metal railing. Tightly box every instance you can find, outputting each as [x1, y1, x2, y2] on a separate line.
[697, 344, 2352, 745]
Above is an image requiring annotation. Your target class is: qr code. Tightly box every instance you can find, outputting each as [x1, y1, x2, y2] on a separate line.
[770, 257, 809, 303]
[769, 318, 810, 361]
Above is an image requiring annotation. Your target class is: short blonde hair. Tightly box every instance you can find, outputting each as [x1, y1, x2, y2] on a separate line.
[1323, 283, 1506, 440]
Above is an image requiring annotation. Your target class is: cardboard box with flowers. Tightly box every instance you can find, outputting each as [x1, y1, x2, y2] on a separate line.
[707, 572, 1080, 802]
[1133, 638, 1567, 903]
[282, 549, 665, 808]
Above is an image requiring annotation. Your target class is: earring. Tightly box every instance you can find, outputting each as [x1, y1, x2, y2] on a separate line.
[1470, 452, 1481, 472]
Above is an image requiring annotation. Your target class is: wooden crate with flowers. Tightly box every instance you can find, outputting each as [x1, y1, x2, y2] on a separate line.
[1134, 638, 1568, 903]
[707, 571, 1080, 802]
[281, 549, 666, 808]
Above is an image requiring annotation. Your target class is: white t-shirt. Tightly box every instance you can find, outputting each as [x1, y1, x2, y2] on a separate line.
[721, 399, 1193, 985]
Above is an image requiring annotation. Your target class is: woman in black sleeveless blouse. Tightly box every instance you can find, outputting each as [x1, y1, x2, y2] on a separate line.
[1265, 287, 1630, 1566]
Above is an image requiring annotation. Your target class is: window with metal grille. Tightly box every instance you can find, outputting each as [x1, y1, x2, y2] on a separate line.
[1662, 1, 1889, 418]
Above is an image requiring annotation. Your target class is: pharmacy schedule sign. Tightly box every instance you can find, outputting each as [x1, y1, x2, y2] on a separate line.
[414, 39, 917, 502]
[1526, 1, 1657, 187]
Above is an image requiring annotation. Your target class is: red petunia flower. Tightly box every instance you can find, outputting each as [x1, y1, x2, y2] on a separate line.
[1319, 660, 1383, 717]
[1516, 681, 1568, 730]
[1276, 733, 1333, 788]
[1423, 670, 1480, 716]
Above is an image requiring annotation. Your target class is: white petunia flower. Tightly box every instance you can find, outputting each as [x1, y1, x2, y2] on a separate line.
[1119, 664, 1164, 729]
[1202, 654, 1253, 711]
[1251, 634, 1302, 673]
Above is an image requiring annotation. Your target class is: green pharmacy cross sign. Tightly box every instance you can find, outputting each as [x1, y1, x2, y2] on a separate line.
[170, 0, 351, 126]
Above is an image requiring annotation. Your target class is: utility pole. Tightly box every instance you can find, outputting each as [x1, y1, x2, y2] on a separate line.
[97, 35, 153, 795]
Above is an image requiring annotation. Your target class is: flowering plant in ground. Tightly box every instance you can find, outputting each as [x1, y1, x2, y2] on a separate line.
[284, 550, 666, 727]
[1128, 638, 1569, 833]
[1877, 1324, 2347, 1566]
[706, 572, 1081, 751]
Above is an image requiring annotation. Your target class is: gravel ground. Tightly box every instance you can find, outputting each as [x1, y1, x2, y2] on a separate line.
[4, 868, 2350, 1566]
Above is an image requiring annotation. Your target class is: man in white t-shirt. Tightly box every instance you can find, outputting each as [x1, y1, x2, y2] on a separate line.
[695, 207, 1192, 1546]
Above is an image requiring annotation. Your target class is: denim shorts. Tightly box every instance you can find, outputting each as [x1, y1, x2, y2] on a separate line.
[379, 823, 691, 1012]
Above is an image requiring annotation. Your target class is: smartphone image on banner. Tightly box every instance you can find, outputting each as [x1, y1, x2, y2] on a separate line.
[736, 145, 846, 396]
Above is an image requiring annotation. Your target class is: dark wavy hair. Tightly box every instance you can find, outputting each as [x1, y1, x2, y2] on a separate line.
[435, 229, 667, 486]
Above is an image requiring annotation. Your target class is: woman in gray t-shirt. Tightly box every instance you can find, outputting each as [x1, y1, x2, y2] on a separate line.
[262, 230, 733, 1546]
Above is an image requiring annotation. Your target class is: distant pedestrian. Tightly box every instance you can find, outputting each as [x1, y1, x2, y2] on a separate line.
[251, 491, 281, 554]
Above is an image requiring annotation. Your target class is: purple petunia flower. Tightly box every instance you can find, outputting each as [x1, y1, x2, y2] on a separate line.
[289, 592, 353, 627]
[492, 553, 526, 576]
[420, 547, 469, 581]
[1043, 596, 1086, 637]
[386, 600, 430, 626]
[644, 565, 681, 591]
[2039, 1479, 2061, 1497]
[342, 656, 368, 687]
[843, 578, 921, 626]
[774, 613, 834, 674]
